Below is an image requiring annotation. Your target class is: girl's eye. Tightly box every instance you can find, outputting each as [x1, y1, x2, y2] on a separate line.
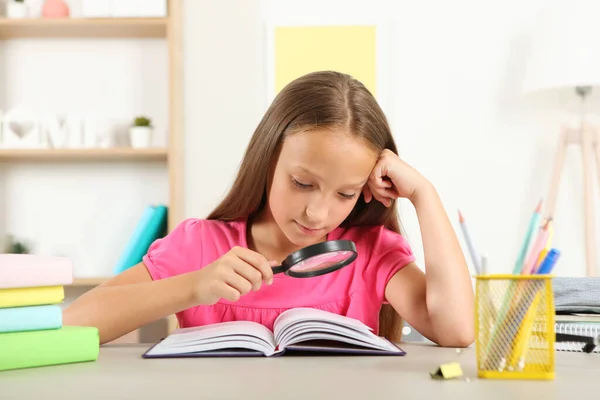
[339, 193, 356, 200]
[292, 179, 311, 189]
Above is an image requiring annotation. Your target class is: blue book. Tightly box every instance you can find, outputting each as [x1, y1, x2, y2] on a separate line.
[114, 205, 168, 274]
[0, 305, 62, 333]
[126, 205, 168, 267]
[113, 206, 157, 274]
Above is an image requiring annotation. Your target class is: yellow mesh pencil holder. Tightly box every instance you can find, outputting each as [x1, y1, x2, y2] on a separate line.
[475, 274, 555, 380]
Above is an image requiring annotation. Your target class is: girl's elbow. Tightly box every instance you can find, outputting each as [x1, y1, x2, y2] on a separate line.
[431, 318, 474, 347]
[438, 327, 475, 348]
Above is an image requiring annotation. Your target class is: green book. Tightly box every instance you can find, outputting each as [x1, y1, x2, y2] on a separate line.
[0, 326, 100, 372]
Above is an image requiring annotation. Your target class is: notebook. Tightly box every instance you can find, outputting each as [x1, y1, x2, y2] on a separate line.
[143, 308, 405, 358]
[555, 322, 600, 353]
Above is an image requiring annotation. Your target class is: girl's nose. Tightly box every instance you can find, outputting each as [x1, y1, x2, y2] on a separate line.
[305, 200, 328, 226]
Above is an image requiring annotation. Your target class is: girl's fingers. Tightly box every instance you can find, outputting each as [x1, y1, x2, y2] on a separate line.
[215, 283, 242, 302]
[362, 185, 373, 203]
[232, 247, 273, 284]
[232, 261, 264, 291]
[370, 163, 386, 187]
[369, 185, 398, 201]
[224, 268, 254, 294]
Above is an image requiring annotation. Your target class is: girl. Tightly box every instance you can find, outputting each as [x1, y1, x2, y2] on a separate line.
[64, 71, 474, 347]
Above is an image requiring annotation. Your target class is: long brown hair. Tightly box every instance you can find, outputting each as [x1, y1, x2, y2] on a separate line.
[207, 71, 405, 342]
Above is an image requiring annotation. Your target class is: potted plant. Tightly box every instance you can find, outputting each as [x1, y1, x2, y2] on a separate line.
[129, 116, 153, 148]
[2, 234, 31, 254]
[6, 0, 28, 19]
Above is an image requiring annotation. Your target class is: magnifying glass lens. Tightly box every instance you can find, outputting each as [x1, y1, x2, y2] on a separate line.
[288, 250, 354, 273]
[271, 239, 358, 278]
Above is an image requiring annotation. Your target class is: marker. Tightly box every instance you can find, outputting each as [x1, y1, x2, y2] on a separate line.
[534, 248, 549, 273]
[535, 249, 561, 275]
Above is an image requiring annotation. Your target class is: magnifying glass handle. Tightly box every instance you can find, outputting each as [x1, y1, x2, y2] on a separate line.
[271, 265, 286, 275]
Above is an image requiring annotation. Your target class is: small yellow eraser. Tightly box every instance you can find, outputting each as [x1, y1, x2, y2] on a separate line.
[430, 362, 463, 380]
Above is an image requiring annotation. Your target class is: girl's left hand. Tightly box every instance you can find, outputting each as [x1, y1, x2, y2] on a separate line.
[363, 149, 429, 207]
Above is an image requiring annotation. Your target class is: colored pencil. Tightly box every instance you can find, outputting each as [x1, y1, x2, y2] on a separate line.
[513, 199, 543, 274]
[521, 219, 552, 275]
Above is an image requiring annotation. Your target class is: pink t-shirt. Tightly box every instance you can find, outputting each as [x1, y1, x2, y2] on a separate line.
[143, 218, 415, 334]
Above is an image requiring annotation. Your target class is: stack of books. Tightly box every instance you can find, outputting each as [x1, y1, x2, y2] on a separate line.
[0, 254, 100, 371]
[553, 277, 600, 353]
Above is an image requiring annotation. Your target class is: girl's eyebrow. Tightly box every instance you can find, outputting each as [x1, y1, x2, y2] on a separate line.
[343, 179, 369, 189]
[296, 166, 367, 189]
[296, 166, 323, 180]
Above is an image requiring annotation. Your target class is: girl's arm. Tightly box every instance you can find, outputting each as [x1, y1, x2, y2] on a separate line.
[364, 150, 475, 347]
[386, 182, 475, 347]
[63, 263, 199, 344]
[64, 246, 274, 345]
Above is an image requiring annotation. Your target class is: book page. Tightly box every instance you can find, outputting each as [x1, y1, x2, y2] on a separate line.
[281, 332, 399, 352]
[277, 323, 373, 346]
[146, 338, 277, 357]
[273, 308, 394, 350]
[274, 308, 370, 337]
[147, 321, 276, 356]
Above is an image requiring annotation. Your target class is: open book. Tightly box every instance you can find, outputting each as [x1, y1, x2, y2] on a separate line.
[143, 308, 405, 357]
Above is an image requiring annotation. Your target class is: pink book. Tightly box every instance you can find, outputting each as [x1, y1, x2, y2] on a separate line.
[0, 254, 73, 289]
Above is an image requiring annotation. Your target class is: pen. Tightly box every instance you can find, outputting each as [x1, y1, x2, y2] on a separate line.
[513, 199, 543, 274]
[535, 249, 561, 275]
[458, 210, 481, 275]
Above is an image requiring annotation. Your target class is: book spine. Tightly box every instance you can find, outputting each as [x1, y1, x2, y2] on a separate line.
[0, 327, 100, 371]
[0, 286, 65, 308]
[0, 254, 73, 289]
[123, 205, 168, 269]
[0, 305, 62, 333]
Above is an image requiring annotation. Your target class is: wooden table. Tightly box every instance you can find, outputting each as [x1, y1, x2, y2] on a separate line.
[0, 342, 598, 399]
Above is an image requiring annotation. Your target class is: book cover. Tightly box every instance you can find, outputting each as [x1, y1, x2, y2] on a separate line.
[142, 308, 406, 358]
[0, 285, 64, 308]
[0, 254, 73, 289]
[0, 304, 62, 333]
[113, 205, 156, 274]
[113, 204, 168, 274]
[0, 326, 100, 371]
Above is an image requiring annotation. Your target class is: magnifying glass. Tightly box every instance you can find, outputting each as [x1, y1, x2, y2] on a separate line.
[271, 240, 358, 278]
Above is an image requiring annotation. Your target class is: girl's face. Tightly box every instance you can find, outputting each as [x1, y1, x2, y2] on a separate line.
[267, 128, 379, 247]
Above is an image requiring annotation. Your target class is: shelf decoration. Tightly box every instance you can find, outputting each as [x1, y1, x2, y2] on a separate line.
[41, 0, 69, 18]
[0, 108, 162, 150]
[129, 116, 153, 148]
[5, 0, 28, 19]
[0, 107, 42, 148]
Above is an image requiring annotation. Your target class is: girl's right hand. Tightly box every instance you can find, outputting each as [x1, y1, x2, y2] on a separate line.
[192, 246, 275, 305]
